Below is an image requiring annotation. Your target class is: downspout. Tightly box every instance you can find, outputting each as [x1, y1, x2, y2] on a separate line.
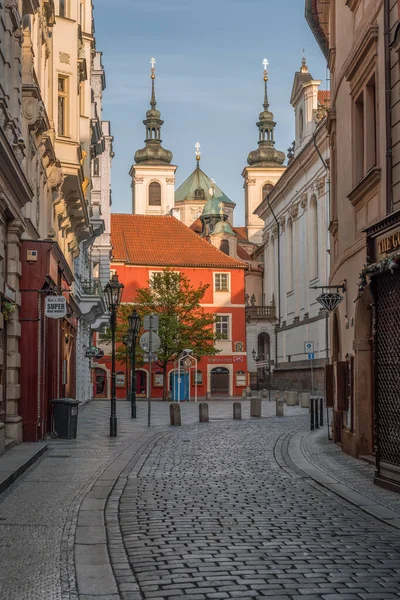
[266, 195, 280, 366]
[384, 0, 393, 214]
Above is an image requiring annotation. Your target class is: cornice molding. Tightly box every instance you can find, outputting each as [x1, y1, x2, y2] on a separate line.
[347, 166, 381, 208]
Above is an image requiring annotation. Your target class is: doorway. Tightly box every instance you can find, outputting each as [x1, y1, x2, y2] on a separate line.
[136, 370, 147, 396]
[210, 367, 230, 395]
[95, 368, 107, 398]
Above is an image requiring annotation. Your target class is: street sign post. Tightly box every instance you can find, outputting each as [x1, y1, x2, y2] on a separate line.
[141, 314, 159, 427]
[305, 342, 315, 394]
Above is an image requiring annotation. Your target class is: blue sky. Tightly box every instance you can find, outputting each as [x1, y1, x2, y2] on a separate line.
[93, 0, 327, 225]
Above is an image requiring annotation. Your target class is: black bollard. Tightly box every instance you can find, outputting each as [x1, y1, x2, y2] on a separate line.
[310, 397, 315, 430]
[319, 397, 324, 427]
[315, 397, 319, 429]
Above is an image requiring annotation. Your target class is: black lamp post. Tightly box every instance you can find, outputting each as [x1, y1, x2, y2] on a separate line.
[104, 273, 124, 437]
[128, 309, 141, 419]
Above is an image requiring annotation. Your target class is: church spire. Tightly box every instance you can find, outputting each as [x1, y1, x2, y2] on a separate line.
[247, 58, 285, 167]
[134, 57, 173, 165]
[195, 141, 201, 169]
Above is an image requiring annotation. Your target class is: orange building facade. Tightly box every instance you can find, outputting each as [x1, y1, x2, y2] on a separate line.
[94, 214, 248, 400]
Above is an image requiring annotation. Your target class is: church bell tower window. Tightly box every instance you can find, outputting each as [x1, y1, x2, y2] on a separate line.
[194, 188, 205, 199]
[149, 182, 162, 206]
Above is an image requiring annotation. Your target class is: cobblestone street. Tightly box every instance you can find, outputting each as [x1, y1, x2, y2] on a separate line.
[1, 401, 400, 600]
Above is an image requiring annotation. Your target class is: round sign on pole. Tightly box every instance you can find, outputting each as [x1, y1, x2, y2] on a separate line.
[139, 331, 161, 352]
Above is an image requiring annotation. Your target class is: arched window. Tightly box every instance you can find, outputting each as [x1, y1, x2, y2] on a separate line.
[148, 181, 161, 206]
[194, 188, 205, 199]
[220, 240, 229, 255]
[309, 195, 318, 280]
[262, 183, 274, 201]
[286, 219, 294, 292]
[299, 108, 304, 141]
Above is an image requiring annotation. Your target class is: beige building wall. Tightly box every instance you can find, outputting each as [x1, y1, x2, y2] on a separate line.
[307, 0, 386, 457]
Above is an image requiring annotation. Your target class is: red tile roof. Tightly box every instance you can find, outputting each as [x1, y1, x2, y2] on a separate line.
[111, 214, 246, 269]
[318, 90, 330, 106]
[237, 245, 252, 260]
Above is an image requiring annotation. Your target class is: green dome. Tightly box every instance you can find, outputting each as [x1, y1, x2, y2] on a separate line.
[202, 197, 221, 216]
[213, 219, 235, 235]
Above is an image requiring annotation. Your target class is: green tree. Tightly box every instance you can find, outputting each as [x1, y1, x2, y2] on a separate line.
[136, 269, 219, 400]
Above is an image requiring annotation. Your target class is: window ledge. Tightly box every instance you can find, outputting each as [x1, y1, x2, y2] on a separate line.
[348, 166, 381, 208]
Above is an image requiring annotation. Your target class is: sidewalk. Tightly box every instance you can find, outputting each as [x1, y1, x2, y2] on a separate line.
[286, 424, 400, 529]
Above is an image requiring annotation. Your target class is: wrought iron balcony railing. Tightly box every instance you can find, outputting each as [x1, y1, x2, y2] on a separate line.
[80, 278, 103, 296]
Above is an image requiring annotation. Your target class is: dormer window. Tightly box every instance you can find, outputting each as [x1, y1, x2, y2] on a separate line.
[194, 188, 205, 199]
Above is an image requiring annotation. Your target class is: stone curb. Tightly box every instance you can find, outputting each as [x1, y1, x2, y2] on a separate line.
[75, 430, 168, 600]
[286, 428, 400, 531]
[0, 442, 47, 494]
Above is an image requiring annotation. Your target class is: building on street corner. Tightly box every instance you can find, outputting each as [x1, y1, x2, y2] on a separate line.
[307, 0, 400, 492]
[0, 0, 114, 448]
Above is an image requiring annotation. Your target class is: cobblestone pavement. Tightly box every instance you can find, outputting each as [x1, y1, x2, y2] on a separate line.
[302, 427, 400, 514]
[0, 400, 304, 599]
[119, 417, 400, 600]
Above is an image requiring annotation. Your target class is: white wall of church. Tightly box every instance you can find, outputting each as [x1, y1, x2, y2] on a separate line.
[243, 166, 286, 243]
[131, 164, 176, 215]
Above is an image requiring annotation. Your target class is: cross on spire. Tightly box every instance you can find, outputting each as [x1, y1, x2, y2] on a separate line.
[263, 58, 268, 72]
[150, 57, 156, 70]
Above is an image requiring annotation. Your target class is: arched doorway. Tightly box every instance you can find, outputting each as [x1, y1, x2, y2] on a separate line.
[136, 369, 148, 397]
[257, 332, 270, 360]
[95, 368, 107, 398]
[211, 367, 230, 395]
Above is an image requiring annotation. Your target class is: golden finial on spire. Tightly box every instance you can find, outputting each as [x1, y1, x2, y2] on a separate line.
[300, 50, 308, 73]
[150, 56, 156, 79]
[195, 141, 201, 164]
[218, 201, 224, 215]
[262, 58, 268, 82]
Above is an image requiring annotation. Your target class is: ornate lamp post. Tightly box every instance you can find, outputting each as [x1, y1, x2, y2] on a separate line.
[128, 309, 141, 419]
[104, 273, 124, 437]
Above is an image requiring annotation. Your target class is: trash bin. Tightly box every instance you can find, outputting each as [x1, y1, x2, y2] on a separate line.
[51, 398, 79, 439]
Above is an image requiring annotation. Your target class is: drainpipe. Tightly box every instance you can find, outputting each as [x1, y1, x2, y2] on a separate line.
[266, 195, 281, 366]
[384, 0, 393, 215]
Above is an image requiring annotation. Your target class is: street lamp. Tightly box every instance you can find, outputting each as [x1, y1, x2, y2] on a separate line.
[104, 273, 124, 437]
[128, 309, 141, 419]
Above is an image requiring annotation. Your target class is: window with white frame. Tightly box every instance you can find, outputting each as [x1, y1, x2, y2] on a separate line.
[215, 315, 230, 340]
[214, 272, 229, 291]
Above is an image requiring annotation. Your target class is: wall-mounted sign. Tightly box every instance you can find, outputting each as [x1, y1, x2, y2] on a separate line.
[376, 229, 400, 256]
[153, 373, 163, 387]
[234, 341, 244, 352]
[116, 372, 125, 387]
[209, 356, 244, 364]
[45, 296, 67, 319]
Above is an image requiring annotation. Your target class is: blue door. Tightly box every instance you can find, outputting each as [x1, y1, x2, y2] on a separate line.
[172, 372, 189, 401]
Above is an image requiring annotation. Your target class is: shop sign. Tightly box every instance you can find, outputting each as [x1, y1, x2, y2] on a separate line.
[376, 229, 400, 256]
[209, 356, 244, 363]
[45, 296, 67, 319]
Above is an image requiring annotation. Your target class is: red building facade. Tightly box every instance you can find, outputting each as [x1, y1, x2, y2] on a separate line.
[19, 241, 79, 441]
[95, 214, 248, 399]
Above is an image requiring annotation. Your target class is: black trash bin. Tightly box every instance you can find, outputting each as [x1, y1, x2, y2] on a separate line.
[51, 398, 79, 439]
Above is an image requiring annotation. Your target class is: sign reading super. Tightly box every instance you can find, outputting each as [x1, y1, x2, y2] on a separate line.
[45, 296, 67, 319]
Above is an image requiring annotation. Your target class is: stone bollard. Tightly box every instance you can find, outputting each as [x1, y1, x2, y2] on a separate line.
[250, 396, 261, 418]
[276, 398, 284, 417]
[206, 391, 211, 401]
[199, 402, 209, 423]
[233, 402, 242, 420]
[169, 403, 181, 426]
[286, 391, 297, 406]
[242, 389, 247, 399]
[262, 389, 268, 399]
[246, 388, 252, 399]
[301, 392, 311, 409]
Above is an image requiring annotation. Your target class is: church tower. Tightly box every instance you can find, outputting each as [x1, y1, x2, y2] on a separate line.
[242, 60, 286, 244]
[129, 58, 177, 215]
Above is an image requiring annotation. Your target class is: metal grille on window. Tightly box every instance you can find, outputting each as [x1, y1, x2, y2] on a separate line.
[375, 271, 400, 467]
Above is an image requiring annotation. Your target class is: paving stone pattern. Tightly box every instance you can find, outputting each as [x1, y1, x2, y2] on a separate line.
[120, 418, 400, 600]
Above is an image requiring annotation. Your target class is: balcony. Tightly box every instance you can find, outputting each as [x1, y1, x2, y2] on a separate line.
[77, 278, 107, 325]
[246, 305, 277, 321]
